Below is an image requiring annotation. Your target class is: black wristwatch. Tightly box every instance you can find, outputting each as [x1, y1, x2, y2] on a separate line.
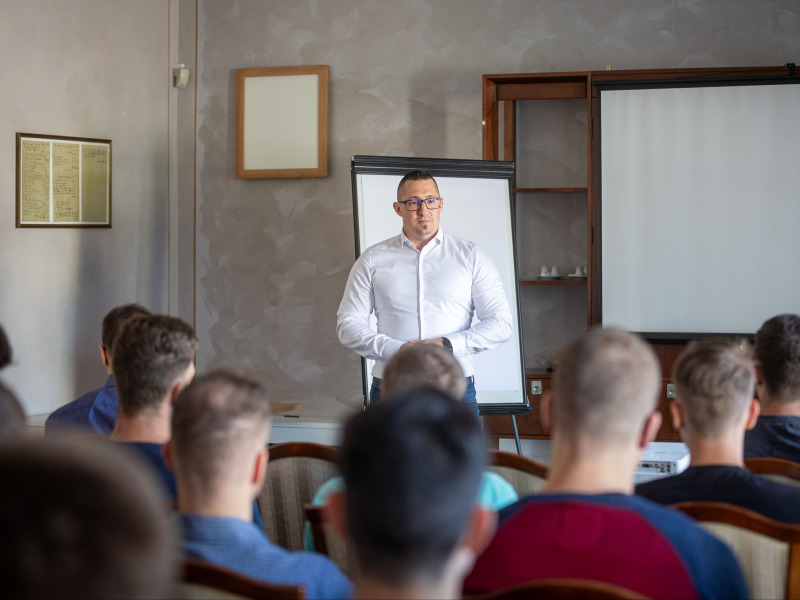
[441, 337, 453, 354]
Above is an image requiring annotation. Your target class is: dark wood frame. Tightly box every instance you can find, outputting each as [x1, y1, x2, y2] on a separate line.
[488, 449, 549, 479]
[746, 457, 800, 482]
[267, 441, 339, 462]
[181, 559, 305, 600]
[236, 65, 329, 179]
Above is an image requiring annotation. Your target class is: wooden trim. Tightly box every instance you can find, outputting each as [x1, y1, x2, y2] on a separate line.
[514, 187, 588, 194]
[467, 577, 648, 600]
[520, 279, 586, 286]
[498, 81, 586, 101]
[181, 559, 305, 600]
[488, 450, 549, 479]
[503, 100, 515, 163]
[267, 441, 338, 463]
[745, 457, 800, 481]
[674, 501, 800, 541]
[303, 504, 330, 556]
[482, 77, 499, 160]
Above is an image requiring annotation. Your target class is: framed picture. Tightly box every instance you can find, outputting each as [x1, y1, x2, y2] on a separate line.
[16, 133, 112, 228]
[236, 65, 329, 179]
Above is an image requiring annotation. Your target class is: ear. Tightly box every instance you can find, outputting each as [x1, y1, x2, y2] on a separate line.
[252, 447, 268, 488]
[744, 398, 761, 430]
[638, 410, 662, 450]
[99, 345, 110, 367]
[462, 507, 497, 556]
[162, 441, 174, 471]
[755, 364, 764, 386]
[324, 491, 350, 542]
[393, 202, 402, 217]
[540, 391, 554, 435]
[670, 400, 685, 431]
[169, 381, 185, 405]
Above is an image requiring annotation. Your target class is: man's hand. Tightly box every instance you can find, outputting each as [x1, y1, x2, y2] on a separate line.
[399, 338, 446, 351]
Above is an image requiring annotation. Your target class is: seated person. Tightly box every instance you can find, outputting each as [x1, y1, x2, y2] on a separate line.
[744, 314, 800, 461]
[0, 322, 12, 370]
[637, 338, 800, 522]
[326, 387, 495, 600]
[0, 379, 26, 439]
[0, 440, 174, 599]
[165, 369, 352, 600]
[46, 303, 150, 436]
[305, 344, 517, 550]
[463, 327, 747, 600]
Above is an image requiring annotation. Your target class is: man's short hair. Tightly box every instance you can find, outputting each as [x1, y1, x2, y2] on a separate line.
[673, 339, 755, 438]
[396, 169, 439, 201]
[101, 303, 151, 355]
[554, 327, 661, 445]
[0, 440, 175, 599]
[0, 323, 12, 370]
[755, 314, 800, 403]
[0, 380, 26, 439]
[170, 369, 271, 499]
[112, 314, 197, 417]
[382, 344, 466, 400]
[339, 386, 485, 585]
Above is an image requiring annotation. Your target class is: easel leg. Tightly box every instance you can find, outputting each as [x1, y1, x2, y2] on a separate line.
[511, 414, 522, 455]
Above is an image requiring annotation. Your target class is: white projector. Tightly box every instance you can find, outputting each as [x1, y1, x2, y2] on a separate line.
[636, 442, 690, 483]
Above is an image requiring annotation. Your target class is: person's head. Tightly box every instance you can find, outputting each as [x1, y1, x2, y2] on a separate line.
[382, 344, 466, 400]
[0, 380, 26, 439]
[0, 440, 175, 599]
[755, 314, 800, 404]
[112, 314, 197, 418]
[168, 369, 271, 504]
[549, 327, 662, 450]
[329, 387, 493, 589]
[393, 170, 443, 246]
[0, 323, 12, 370]
[671, 339, 757, 440]
[100, 303, 151, 367]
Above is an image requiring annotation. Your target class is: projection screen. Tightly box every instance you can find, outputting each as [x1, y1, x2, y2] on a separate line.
[598, 79, 800, 339]
[349, 156, 527, 413]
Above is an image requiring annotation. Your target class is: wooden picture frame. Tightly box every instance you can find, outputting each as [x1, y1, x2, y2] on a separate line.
[16, 133, 112, 228]
[236, 65, 329, 179]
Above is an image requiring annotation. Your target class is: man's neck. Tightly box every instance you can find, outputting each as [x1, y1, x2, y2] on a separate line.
[403, 228, 438, 251]
[177, 487, 254, 523]
[353, 575, 460, 600]
[685, 432, 745, 468]
[109, 413, 170, 444]
[758, 395, 800, 417]
[543, 439, 639, 496]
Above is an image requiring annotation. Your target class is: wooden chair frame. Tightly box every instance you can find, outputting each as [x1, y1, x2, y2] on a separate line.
[180, 559, 305, 600]
[467, 577, 649, 599]
[267, 441, 339, 462]
[674, 501, 800, 599]
[746, 457, 800, 482]
[488, 449, 549, 479]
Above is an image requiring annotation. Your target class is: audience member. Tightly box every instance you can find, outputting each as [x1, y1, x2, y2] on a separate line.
[463, 327, 747, 600]
[0, 440, 175, 599]
[46, 303, 151, 436]
[0, 322, 12, 370]
[306, 344, 516, 550]
[0, 380, 26, 439]
[326, 387, 495, 600]
[745, 314, 800, 460]
[637, 339, 800, 521]
[107, 313, 197, 499]
[166, 369, 352, 599]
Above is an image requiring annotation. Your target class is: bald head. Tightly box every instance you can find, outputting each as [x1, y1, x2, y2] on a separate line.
[383, 344, 466, 400]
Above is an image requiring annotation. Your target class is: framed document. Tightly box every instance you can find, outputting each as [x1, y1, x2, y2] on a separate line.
[236, 65, 329, 179]
[16, 133, 112, 228]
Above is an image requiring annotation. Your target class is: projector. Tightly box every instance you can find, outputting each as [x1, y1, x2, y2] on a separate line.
[636, 443, 690, 481]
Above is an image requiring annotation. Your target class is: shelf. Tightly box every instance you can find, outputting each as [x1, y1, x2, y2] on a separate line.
[520, 279, 587, 286]
[514, 187, 588, 194]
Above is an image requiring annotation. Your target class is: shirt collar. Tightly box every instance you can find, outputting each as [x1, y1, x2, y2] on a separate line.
[399, 227, 444, 249]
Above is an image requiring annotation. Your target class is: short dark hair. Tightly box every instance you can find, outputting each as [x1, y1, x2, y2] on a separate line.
[0, 323, 12, 370]
[382, 344, 466, 400]
[0, 440, 175, 598]
[112, 315, 197, 417]
[0, 380, 25, 439]
[755, 314, 800, 403]
[101, 303, 151, 355]
[672, 339, 755, 437]
[339, 386, 485, 584]
[396, 169, 439, 202]
[171, 369, 271, 500]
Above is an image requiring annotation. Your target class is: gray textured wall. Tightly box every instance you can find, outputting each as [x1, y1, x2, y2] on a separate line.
[192, 0, 799, 420]
[0, 0, 172, 415]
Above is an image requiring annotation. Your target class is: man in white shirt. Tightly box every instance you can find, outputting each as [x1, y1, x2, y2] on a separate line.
[337, 169, 513, 413]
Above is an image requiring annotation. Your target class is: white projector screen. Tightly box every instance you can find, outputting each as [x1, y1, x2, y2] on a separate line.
[599, 80, 800, 339]
[350, 156, 527, 412]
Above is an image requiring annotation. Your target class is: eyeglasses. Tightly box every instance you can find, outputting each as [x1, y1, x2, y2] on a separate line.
[398, 197, 443, 211]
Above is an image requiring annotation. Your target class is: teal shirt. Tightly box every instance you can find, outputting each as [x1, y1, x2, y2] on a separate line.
[303, 471, 518, 551]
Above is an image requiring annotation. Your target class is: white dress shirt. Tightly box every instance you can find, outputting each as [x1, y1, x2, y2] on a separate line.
[337, 228, 512, 378]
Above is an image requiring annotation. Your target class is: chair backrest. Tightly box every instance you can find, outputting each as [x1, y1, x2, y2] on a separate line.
[674, 501, 800, 600]
[259, 442, 339, 551]
[304, 503, 356, 578]
[177, 559, 305, 600]
[467, 577, 650, 600]
[746, 457, 800, 487]
[486, 450, 548, 497]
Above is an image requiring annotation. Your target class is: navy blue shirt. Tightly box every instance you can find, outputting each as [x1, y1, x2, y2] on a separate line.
[45, 374, 118, 436]
[744, 416, 800, 462]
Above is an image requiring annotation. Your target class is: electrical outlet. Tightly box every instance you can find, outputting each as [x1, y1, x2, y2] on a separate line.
[666, 384, 676, 399]
[530, 380, 542, 395]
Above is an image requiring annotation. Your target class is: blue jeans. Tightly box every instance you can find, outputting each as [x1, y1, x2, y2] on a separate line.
[369, 378, 479, 417]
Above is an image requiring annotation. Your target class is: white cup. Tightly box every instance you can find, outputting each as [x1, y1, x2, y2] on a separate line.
[550, 266, 560, 277]
[540, 266, 550, 277]
[575, 266, 584, 277]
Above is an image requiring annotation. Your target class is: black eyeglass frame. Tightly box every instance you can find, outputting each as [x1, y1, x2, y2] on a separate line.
[397, 197, 444, 211]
